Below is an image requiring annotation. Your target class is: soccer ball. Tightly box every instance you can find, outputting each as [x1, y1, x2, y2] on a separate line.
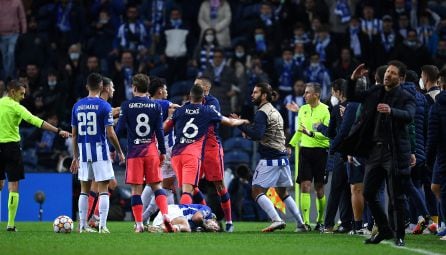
[53, 215, 74, 233]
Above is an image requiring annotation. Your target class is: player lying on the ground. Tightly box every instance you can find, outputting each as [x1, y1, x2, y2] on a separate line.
[148, 204, 220, 232]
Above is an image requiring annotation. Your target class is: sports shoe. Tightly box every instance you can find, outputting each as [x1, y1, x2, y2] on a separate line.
[225, 223, 234, 232]
[99, 226, 110, 234]
[412, 216, 427, 235]
[79, 226, 97, 233]
[371, 224, 379, 237]
[147, 225, 163, 233]
[262, 221, 286, 232]
[314, 222, 324, 232]
[6, 226, 17, 232]
[428, 222, 438, 234]
[88, 215, 100, 230]
[295, 224, 310, 232]
[135, 226, 144, 233]
[356, 228, 371, 235]
[334, 225, 351, 234]
[348, 230, 357, 235]
[440, 235, 446, 240]
[163, 215, 175, 233]
[321, 227, 334, 234]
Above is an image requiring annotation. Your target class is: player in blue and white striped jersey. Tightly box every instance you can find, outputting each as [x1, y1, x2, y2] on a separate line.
[70, 73, 125, 233]
[151, 204, 220, 232]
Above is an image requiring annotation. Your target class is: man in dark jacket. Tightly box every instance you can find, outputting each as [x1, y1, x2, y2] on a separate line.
[426, 89, 446, 241]
[401, 71, 434, 234]
[346, 61, 415, 246]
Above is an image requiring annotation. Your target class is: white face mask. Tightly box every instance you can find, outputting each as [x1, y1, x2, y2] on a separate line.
[69, 52, 80, 61]
[205, 34, 214, 43]
[235, 51, 245, 58]
[330, 95, 339, 106]
[419, 78, 425, 90]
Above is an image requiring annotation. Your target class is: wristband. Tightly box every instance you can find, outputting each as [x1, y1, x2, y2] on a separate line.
[57, 128, 62, 134]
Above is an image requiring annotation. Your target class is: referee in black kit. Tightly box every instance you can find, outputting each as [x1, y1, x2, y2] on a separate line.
[0, 80, 70, 231]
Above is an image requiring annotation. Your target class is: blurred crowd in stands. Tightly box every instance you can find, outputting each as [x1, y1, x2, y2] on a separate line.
[0, 0, 445, 179]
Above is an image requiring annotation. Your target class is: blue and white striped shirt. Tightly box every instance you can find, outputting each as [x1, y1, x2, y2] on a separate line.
[71, 97, 114, 162]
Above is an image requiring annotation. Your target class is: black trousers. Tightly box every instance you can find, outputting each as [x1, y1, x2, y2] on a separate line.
[324, 153, 353, 228]
[363, 143, 406, 239]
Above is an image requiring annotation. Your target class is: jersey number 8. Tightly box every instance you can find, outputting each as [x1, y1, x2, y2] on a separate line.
[78, 112, 97, 135]
[136, 113, 151, 137]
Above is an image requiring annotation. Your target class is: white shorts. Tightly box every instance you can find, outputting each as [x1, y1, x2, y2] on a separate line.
[252, 159, 293, 188]
[78, 160, 115, 182]
[161, 147, 176, 179]
[152, 204, 183, 226]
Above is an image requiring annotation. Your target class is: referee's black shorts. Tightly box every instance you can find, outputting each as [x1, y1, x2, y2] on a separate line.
[297, 147, 328, 184]
[0, 142, 25, 182]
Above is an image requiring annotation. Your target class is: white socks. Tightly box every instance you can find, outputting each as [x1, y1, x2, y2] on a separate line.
[283, 196, 304, 225]
[256, 193, 282, 222]
[99, 193, 109, 228]
[78, 193, 88, 228]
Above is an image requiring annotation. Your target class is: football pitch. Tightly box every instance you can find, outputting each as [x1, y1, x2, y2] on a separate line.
[0, 222, 444, 255]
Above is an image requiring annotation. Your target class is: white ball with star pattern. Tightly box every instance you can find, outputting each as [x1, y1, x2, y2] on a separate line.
[53, 215, 74, 233]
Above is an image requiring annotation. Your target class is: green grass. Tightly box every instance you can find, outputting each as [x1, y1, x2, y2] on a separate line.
[0, 222, 444, 255]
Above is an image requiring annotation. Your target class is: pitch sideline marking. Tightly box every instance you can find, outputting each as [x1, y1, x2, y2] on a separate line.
[382, 240, 444, 255]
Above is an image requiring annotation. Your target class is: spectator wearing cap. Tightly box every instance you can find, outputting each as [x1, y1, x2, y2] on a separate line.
[376, 15, 403, 67]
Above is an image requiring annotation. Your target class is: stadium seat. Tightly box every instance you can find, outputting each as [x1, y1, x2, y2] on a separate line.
[223, 137, 253, 154]
[224, 149, 250, 169]
[169, 80, 193, 97]
[231, 127, 243, 137]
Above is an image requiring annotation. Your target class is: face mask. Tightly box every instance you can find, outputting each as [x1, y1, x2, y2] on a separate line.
[330, 95, 339, 106]
[69, 52, 80, 60]
[235, 52, 245, 58]
[99, 19, 109, 24]
[255, 34, 265, 42]
[310, 63, 319, 68]
[171, 19, 181, 26]
[205, 34, 214, 43]
[405, 40, 416, 47]
[48, 80, 57, 89]
[419, 78, 425, 90]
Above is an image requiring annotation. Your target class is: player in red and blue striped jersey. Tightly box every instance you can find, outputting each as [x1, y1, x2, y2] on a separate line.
[141, 77, 180, 223]
[115, 74, 173, 232]
[164, 85, 249, 206]
[70, 73, 125, 233]
[194, 76, 234, 232]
